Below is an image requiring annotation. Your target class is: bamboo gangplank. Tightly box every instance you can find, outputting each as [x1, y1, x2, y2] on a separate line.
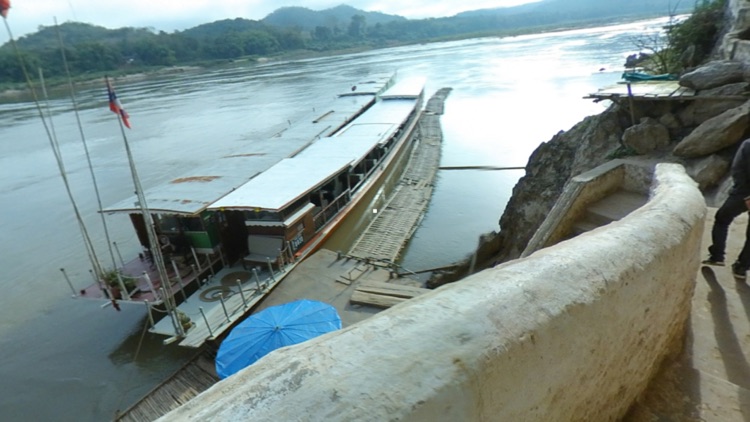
[348, 88, 451, 262]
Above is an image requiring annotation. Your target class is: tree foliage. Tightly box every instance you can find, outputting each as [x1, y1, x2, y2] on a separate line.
[628, 0, 726, 74]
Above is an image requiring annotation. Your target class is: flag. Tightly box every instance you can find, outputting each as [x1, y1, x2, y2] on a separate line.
[0, 0, 10, 18]
[106, 77, 131, 129]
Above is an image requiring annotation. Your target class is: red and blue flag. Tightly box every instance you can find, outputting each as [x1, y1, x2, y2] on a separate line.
[106, 77, 131, 129]
[0, 0, 10, 18]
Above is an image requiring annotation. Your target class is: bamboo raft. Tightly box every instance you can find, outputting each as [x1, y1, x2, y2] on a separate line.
[348, 88, 452, 263]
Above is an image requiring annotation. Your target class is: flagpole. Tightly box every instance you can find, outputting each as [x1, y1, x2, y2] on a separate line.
[107, 77, 184, 337]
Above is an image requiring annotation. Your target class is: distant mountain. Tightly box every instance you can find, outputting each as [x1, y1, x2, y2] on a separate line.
[262, 5, 407, 30]
[12, 22, 154, 50]
[457, 0, 691, 19]
[180, 18, 267, 39]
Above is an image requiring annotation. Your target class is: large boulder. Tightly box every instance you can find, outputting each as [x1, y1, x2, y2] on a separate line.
[683, 154, 732, 191]
[622, 118, 670, 154]
[678, 82, 750, 126]
[673, 100, 750, 158]
[679, 60, 746, 90]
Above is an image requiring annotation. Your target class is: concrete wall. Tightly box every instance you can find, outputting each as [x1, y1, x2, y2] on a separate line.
[159, 163, 706, 422]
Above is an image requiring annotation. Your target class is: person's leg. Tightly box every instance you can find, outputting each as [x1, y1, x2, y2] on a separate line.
[708, 194, 747, 262]
[735, 210, 750, 272]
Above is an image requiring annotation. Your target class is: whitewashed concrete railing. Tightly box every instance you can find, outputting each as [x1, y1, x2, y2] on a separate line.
[159, 163, 705, 422]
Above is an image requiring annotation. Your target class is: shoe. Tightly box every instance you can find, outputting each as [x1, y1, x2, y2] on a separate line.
[702, 257, 725, 266]
[732, 263, 747, 279]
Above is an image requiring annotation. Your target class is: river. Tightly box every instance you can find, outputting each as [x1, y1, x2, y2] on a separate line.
[0, 17, 670, 421]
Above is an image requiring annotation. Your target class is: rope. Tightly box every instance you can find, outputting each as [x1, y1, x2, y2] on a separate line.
[113, 315, 151, 420]
[53, 18, 122, 283]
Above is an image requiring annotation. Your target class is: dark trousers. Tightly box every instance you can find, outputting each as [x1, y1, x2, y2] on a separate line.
[709, 194, 750, 268]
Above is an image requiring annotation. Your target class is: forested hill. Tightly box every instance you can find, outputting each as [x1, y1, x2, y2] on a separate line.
[0, 0, 694, 84]
[262, 5, 406, 30]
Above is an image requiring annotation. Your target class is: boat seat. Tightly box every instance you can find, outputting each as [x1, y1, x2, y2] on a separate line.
[242, 235, 284, 270]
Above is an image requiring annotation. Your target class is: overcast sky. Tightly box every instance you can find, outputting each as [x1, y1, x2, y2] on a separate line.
[2, 0, 542, 40]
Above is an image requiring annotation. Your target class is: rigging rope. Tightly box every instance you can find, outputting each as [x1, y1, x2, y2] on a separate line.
[2, 17, 104, 284]
[53, 18, 128, 298]
[113, 315, 151, 420]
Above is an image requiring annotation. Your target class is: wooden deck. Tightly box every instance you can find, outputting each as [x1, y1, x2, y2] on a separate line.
[585, 80, 696, 101]
[348, 88, 451, 263]
[149, 261, 295, 348]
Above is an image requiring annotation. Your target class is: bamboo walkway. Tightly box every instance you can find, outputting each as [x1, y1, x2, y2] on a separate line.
[348, 88, 451, 263]
[115, 349, 218, 422]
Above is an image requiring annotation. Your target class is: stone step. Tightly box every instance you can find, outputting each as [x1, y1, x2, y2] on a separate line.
[584, 189, 648, 226]
[570, 190, 648, 236]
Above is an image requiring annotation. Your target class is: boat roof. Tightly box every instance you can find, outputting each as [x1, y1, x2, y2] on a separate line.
[379, 76, 426, 100]
[334, 99, 417, 143]
[210, 92, 423, 212]
[339, 72, 399, 97]
[103, 76, 395, 216]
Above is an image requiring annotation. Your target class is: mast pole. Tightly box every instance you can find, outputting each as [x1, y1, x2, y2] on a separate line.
[108, 77, 184, 337]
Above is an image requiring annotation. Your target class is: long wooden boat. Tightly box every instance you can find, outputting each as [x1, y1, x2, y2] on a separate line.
[75, 74, 426, 347]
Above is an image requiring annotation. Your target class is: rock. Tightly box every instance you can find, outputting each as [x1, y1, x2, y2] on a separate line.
[678, 98, 748, 126]
[679, 60, 746, 90]
[673, 100, 750, 157]
[700, 81, 750, 97]
[622, 118, 670, 154]
[684, 154, 732, 191]
[494, 107, 624, 262]
[659, 113, 681, 132]
[677, 82, 750, 126]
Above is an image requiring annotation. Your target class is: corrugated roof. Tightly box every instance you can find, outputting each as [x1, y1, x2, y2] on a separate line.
[334, 100, 417, 144]
[102, 77, 394, 216]
[379, 76, 426, 99]
[210, 95, 421, 212]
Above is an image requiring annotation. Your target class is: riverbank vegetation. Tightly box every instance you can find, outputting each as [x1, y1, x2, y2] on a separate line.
[0, 0, 693, 91]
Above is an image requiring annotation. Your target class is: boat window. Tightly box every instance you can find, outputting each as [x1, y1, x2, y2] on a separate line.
[182, 216, 205, 232]
[157, 215, 180, 232]
[244, 209, 281, 222]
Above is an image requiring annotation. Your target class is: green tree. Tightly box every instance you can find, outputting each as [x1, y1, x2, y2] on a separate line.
[133, 39, 176, 66]
[314, 26, 332, 41]
[348, 15, 366, 39]
[212, 33, 245, 59]
[242, 31, 280, 55]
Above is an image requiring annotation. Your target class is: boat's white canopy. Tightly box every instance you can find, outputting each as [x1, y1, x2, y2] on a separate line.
[334, 100, 417, 144]
[210, 90, 423, 212]
[379, 76, 426, 100]
[102, 77, 394, 216]
[210, 156, 351, 212]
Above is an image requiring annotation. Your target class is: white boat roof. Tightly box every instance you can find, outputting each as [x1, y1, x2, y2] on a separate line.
[334, 99, 418, 144]
[103, 76, 395, 216]
[379, 76, 426, 99]
[211, 156, 352, 212]
[211, 93, 423, 212]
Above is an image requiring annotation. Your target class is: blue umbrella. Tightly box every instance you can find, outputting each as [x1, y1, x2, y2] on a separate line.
[215, 299, 341, 379]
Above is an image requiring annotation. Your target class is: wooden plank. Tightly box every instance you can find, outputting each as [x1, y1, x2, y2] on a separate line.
[356, 281, 430, 298]
[350, 290, 406, 308]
